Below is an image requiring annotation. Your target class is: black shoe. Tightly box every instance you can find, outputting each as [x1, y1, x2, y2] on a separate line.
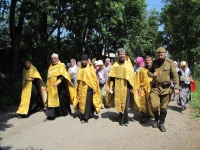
[69, 111, 72, 116]
[17, 114, 27, 118]
[81, 120, 88, 124]
[119, 123, 125, 126]
[152, 120, 158, 128]
[141, 116, 147, 123]
[16, 114, 22, 119]
[159, 123, 166, 132]
[130, 117, 136, 122]
[43, 108, 47, 113]
[43, 116, 55, 122]
[47, 116, 55, 120]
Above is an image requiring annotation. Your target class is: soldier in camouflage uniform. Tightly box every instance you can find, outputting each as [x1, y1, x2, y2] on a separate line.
[148, 47, 179, 132]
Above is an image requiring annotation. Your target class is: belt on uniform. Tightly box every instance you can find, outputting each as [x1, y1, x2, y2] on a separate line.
[152, 81, 171, 89]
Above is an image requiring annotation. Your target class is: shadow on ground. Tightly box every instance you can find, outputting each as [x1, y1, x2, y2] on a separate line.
[101, 111, 119, 122]
[0, 145, 13, 150]
[128, 109, 154, 127]
[0, 113, 15, 132]
[0, 138, 12, 150]
[101, 109, 139, 123]
[168, 105, 182, 113]
[71, 111, 99, 121]
[15, 147, 44, 150]
[0, 106, 42, 132]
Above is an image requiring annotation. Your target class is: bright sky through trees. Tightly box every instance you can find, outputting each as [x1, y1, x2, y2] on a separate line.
[146, 0, 164, 31]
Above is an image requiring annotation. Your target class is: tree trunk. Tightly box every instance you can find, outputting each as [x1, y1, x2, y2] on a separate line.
[9, 0, 26, 82]
[11, 37, 19, 80]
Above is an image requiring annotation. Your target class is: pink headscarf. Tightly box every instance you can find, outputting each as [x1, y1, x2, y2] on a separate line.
[135, 57, 145, 67]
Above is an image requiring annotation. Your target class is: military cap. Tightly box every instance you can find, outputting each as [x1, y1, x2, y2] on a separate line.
[156, 47, 166, 53]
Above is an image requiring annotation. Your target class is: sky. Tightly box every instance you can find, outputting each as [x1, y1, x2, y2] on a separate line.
[146, 0, 164, 12]
[146, 0, 164, 31]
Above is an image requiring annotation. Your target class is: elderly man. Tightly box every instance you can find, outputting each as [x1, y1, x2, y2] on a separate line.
[105, 58, 112, 73]
[133, 56, 153, 123]
[136, 56, 153, 123]
[108, 48, 139, 126]
[73, 54, 101, 124]
[16, 60, 47, 118]
[45, 53, 74, 120]
[148, 47, 179, 132]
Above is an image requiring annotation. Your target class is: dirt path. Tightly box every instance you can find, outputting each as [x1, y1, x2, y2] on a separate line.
[0, 101, 200, 150]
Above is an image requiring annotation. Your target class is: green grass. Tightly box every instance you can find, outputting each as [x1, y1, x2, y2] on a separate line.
[191, 80, 200, 118]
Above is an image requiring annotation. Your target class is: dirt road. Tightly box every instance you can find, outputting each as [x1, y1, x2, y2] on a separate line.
[0, 101, 199, 150]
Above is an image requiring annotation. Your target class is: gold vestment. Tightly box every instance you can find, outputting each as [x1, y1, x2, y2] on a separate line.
[108, 57, 140, 112]
[73, 64, 101, 114]
[16, 64, 47, 115]
[47, 61, 74, 107]
[135, 67, 153, 116]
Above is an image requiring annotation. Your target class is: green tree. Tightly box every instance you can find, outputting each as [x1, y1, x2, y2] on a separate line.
[160, 0, 200, 66]
[127, 9, 160, 59]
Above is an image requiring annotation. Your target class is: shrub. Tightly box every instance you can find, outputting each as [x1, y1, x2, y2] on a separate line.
[0, 75, 21, 111]
[191, 80, 200, 118]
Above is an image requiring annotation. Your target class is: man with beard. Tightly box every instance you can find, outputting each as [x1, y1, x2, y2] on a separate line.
[148, 47, 179, 132]
[45, 53, 74, 120]
[16, 60, 47, 118]
[108, 48, 138, 126]
[105, 58, 112, 73]
[73, 54, 101, 124]
[133, 56, 153, 123]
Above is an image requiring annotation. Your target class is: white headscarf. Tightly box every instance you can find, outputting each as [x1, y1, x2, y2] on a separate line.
[68, 59, 78, 77]
[174, 61, 180, 72]
[180, 67, 191, 84]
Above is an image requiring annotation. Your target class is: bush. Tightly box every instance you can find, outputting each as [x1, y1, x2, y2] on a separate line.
[0, 75, 21, 111]
[192, 64, 200, 80]
[191, 80, 200, 118]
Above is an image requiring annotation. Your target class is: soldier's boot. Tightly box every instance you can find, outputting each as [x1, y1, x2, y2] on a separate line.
[152, 111, 159, 128]
[159, 112, 167, 132]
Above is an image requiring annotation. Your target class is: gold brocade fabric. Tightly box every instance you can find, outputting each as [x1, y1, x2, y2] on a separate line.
[135, 67, 153, 116]
[108, 57, 140, 112]
[47, 61, 74, 107]
[16, 64, 47, 115]
[73, 64, 101, 114]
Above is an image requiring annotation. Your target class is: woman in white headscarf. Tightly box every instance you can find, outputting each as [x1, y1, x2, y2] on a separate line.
[174, 61, 180, 72]
[177, 61, 193, 112]
[68, 58, 78, 86]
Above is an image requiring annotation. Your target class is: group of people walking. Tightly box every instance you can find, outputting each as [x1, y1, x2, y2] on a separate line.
[16, 47, 193, 132]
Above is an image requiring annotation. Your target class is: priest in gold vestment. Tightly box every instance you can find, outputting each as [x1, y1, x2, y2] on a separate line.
[45, 53, 74, 120]
[107, 48, 139, 126]
[134, 56, 153, 123]
[16, 60, 47, 118]
[73, 54, 101, 124]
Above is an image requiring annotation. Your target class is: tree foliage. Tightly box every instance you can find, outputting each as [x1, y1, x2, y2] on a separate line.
[160, 0, 200, 66]
[1, 0, 164, 68]
[1, 0, 160, 77]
